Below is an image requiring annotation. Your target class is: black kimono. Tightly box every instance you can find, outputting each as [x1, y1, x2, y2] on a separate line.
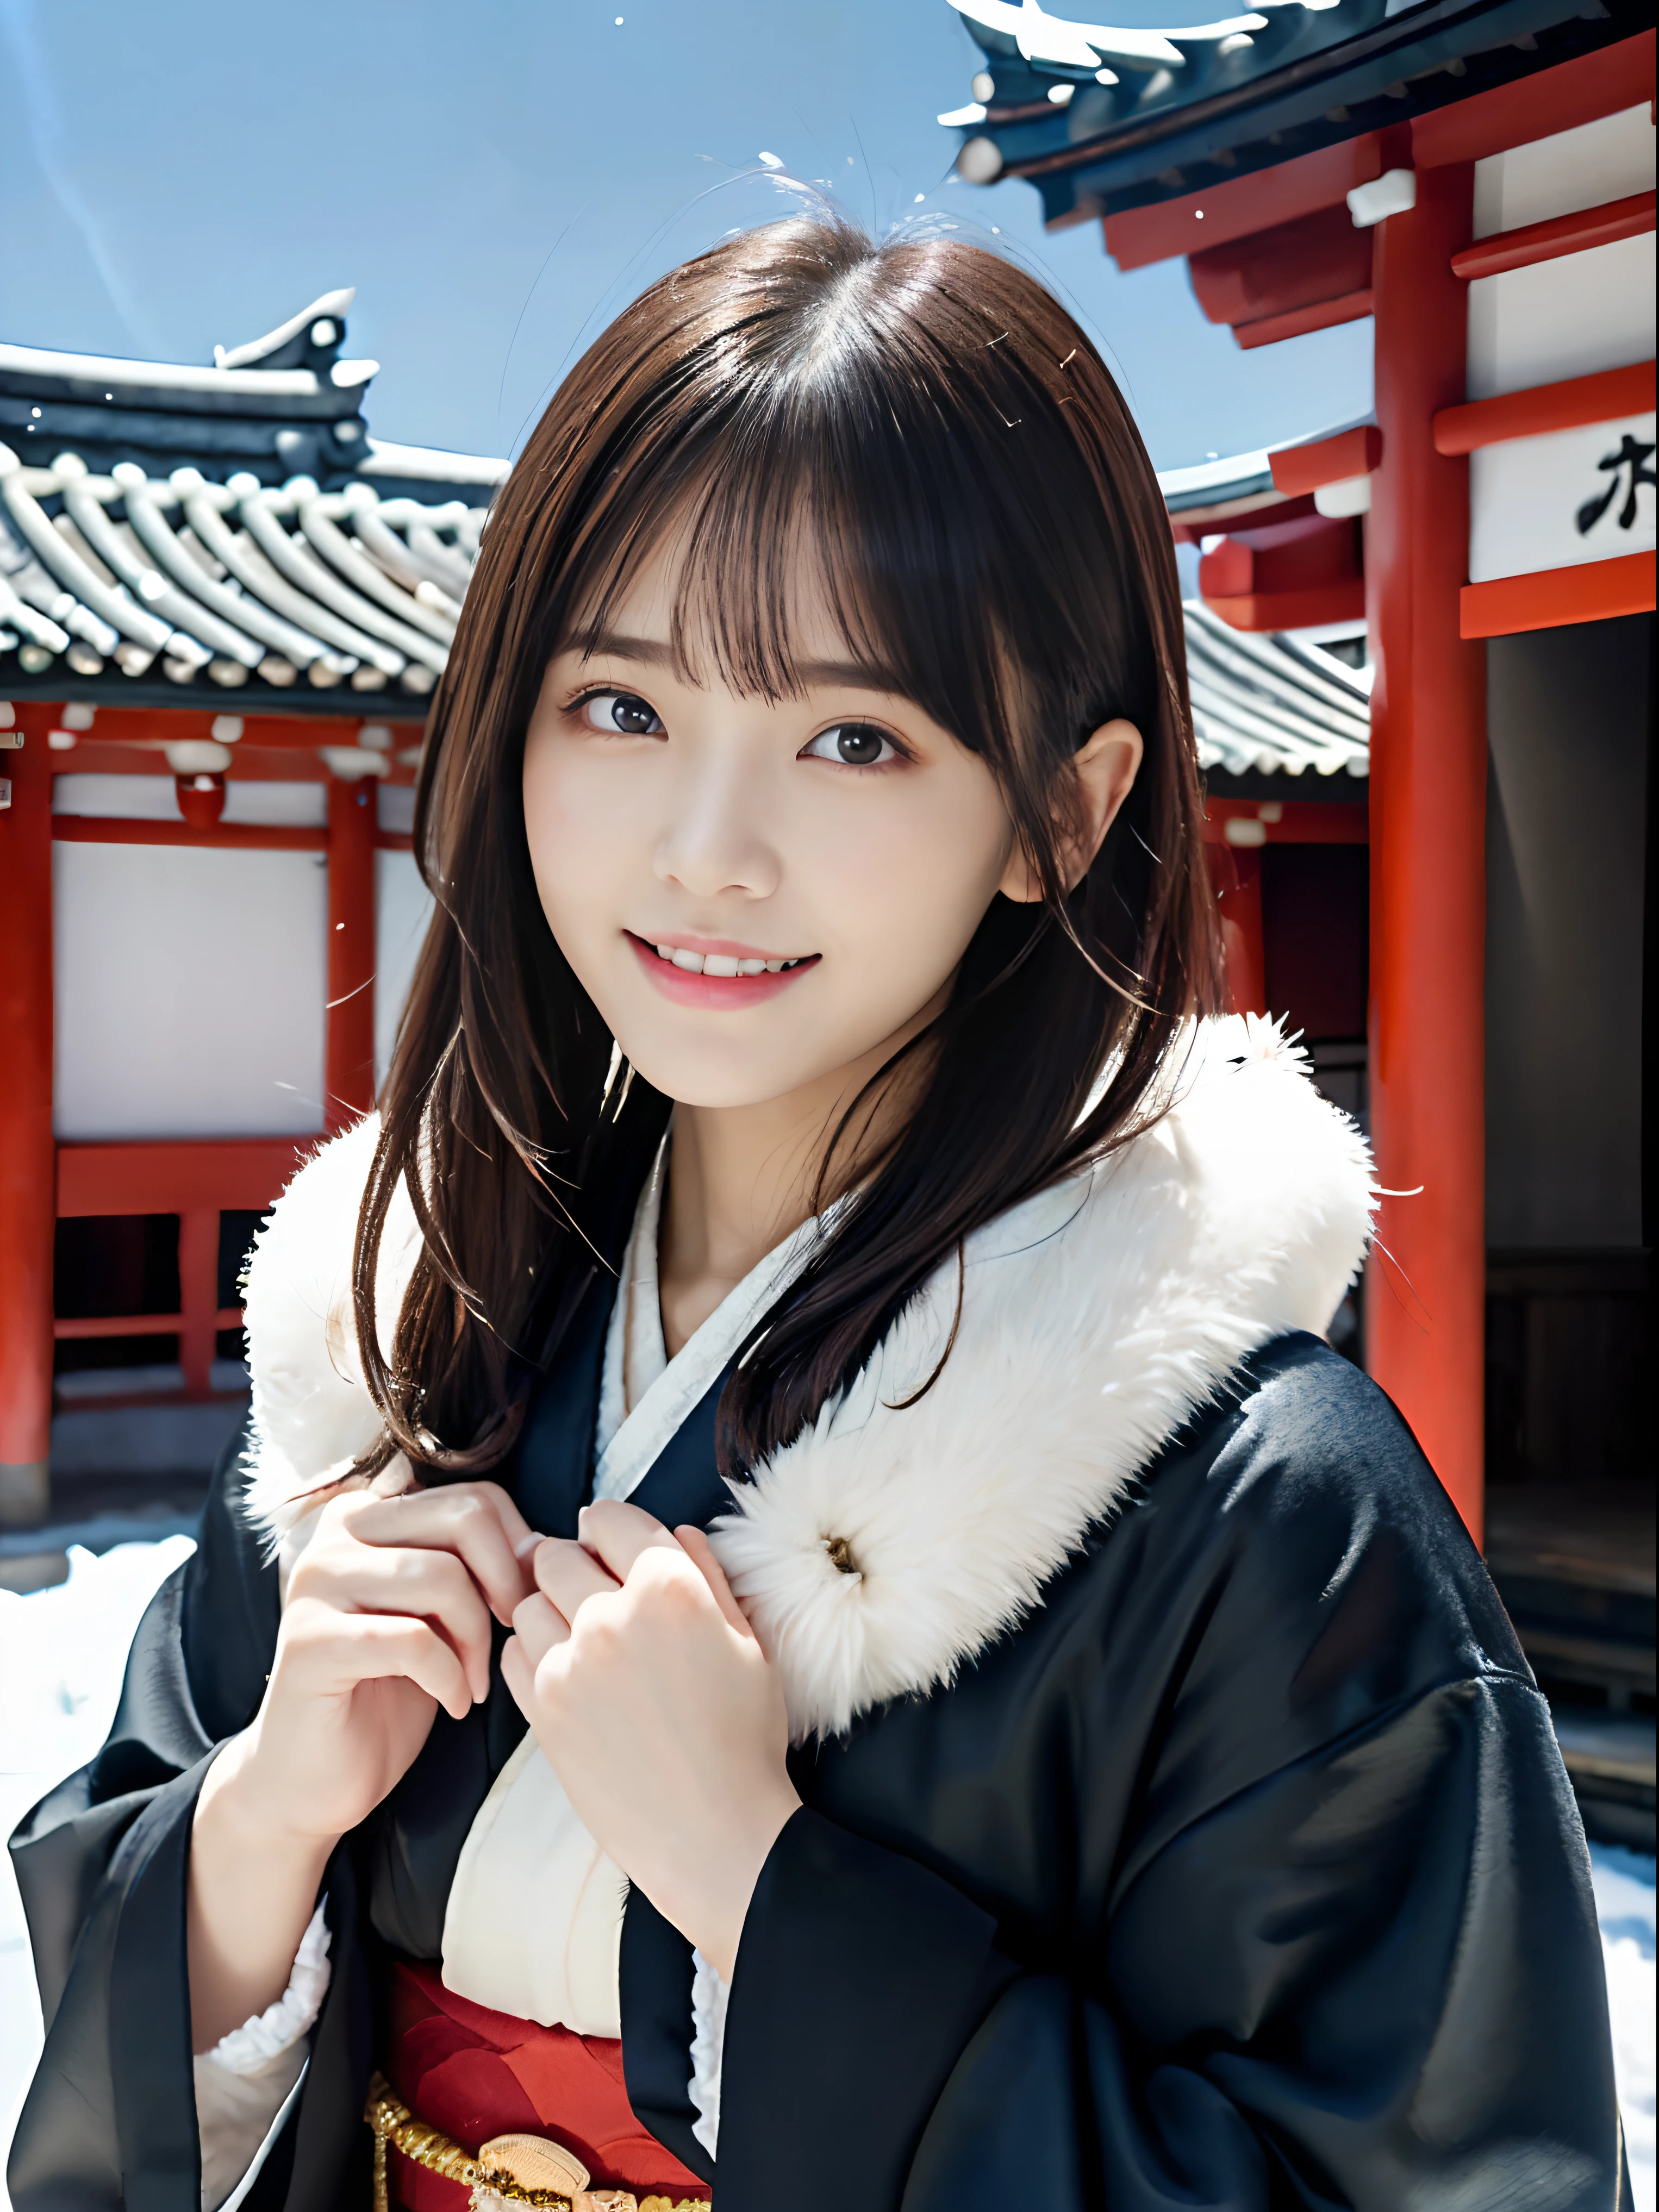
[8, 1025, 1629, 2210]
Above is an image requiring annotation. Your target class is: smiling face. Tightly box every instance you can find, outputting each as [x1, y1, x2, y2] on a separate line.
[522, 535, 1020, 1113]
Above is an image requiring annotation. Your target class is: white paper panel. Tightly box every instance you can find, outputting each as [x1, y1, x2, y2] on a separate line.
[377, 783, 417, 835]
[53, 773, 182, 820]
[1466, 234, 1656, 401]
[375, 848, 435, 1092]
[1469, 411, 1657, 582]
[53, 843, 328, 1140]
[222, 781, 327, 826]
[52, 774, 327, 826]
[1473, 103, 1655, 238]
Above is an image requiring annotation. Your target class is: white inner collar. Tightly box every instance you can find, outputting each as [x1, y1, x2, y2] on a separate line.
[591, 1141, 822, 1504]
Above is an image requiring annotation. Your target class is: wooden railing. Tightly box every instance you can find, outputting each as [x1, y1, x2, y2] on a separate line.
[55, 1138, 311, 1401]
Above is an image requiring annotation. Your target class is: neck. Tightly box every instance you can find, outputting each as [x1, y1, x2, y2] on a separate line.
[657, 1013, 939, 1358]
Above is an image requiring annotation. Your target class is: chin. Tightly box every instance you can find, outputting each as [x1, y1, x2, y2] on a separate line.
[620, 1047, 818, 1111]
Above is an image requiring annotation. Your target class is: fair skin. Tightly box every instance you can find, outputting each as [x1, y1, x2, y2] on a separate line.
[186, 537, 1140, 2043]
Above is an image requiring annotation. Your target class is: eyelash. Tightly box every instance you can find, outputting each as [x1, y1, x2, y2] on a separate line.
[567, 687, 666, 736]
[562, 689, 912, 770]
[798, 723, 910, 771]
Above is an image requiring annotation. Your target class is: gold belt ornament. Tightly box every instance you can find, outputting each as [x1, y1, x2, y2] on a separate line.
[364, 2073, 712, 2212]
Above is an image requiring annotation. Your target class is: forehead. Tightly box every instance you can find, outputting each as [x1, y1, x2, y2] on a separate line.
[561, 503, 897, 700]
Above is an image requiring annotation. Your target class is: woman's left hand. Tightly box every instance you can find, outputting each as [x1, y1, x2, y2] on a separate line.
[500, 1498, 801, 1982]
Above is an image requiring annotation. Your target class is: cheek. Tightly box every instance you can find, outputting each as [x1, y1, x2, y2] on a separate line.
[805, 777, 1011, 972]
[522, 736, 633, 939]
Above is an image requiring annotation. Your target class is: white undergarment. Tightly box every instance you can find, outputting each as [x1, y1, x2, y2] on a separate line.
[441, 1145, 820, 2139]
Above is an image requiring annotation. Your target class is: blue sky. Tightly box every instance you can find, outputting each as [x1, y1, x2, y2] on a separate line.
[0, 0, 1371, 473]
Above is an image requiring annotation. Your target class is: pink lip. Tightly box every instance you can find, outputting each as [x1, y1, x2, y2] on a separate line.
[625, 932, 820, 1010]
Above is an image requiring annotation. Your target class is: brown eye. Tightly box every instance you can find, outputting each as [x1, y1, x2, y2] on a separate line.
[582, 691, 663, 735]
[802, 722, 897, 767]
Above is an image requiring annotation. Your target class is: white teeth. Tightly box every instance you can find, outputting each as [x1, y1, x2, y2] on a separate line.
[651, 941, 810, 976]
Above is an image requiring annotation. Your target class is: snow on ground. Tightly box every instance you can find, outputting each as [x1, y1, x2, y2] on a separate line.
[1, 1542, 1654, 2208]
[1, 1537, 196, 2207]
[1594, 1842, 1657, 2207]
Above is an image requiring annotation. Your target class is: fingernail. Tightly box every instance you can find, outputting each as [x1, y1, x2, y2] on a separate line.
[513, 1529, 548, 1561]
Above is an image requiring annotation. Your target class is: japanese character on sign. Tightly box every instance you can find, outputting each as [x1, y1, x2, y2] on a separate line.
[1576, 433, 1656, 538]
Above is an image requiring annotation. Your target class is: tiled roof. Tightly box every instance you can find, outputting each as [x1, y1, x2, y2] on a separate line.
[936, 0, 1644, 227]
[1184, 597, 1369, 780]
[0, 290, 504, 709]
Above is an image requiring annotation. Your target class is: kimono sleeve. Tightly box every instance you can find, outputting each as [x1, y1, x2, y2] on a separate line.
[5, 1423, 281, 2210]
[716, 1662, 1624, 2210]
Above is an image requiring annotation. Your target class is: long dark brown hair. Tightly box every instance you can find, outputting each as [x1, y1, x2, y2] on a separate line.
[352, 211, 1221, 1480]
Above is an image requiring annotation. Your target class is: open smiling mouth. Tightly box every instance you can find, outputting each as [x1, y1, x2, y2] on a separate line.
[625, 932, 821, 1007]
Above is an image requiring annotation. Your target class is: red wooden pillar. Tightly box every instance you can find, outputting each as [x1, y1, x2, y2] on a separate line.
[0, 707, 58, 1525]
[1365, 163, 1488, 1543]
[178, 1207, 221, 1400]
[326, 774, 377, 1131]
[1215, 843, 1268, 1016]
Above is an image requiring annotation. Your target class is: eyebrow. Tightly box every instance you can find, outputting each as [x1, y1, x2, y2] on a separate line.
[576, 630, 903, 696]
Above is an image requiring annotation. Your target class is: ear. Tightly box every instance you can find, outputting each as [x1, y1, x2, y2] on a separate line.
[999, 718, 1144, 905]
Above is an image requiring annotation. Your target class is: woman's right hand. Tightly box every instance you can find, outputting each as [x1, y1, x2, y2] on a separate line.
[226, 1479, 541, 1846]
[189, 1478, 540, 2050]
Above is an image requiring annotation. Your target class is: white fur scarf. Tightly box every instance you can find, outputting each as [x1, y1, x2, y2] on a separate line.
[240, 1017, 1375, 1743]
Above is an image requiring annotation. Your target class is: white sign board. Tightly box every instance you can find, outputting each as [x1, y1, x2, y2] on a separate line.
[1469, 411, 1657, 583]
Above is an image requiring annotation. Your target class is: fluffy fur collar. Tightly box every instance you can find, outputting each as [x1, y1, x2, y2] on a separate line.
[240, 1017, 1374, 1742]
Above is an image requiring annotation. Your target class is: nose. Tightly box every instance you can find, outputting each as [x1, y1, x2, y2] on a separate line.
[653, 742, 781, 903]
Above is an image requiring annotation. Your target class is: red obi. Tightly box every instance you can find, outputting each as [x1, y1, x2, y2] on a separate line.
[386, 1959, 709, 2208]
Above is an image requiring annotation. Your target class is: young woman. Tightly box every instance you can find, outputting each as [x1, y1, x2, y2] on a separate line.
[10, 215, 1624, 2212]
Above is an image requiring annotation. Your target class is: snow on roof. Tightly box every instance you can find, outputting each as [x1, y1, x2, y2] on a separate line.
[0, 291, 510, 705]
[0, 448, 486, 701]
[938, 0, 1644, 230]
[1158, 451, 1274, 510]
[358, 438, 510, 489]
[214, 289, 359, 372]
[1156, 420, 1373, 517]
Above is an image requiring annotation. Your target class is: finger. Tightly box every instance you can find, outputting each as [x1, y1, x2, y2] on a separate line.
[469, 1480, 539, 1560]
[576, 1497, 683, 1585]
[500, 1633, 532, 1721]
[675, 1526, 756, 1640]
[317, 1610, 473, 1722]
[342, 1484, 535, 1626]
[533, 1536, 621, 1627]
[500, 1630, 572, 1726]
[302, 1545, 496, 1703]
[512, 1590, 570, 1667]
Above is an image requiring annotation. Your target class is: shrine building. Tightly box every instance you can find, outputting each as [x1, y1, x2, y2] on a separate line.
[939, 0, 1654, 1838]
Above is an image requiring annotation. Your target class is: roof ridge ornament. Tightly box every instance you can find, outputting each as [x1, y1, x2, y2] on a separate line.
[214, 288, 357, 373]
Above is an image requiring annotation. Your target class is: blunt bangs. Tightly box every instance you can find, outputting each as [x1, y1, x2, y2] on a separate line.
[548, 223, 1161, 839]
